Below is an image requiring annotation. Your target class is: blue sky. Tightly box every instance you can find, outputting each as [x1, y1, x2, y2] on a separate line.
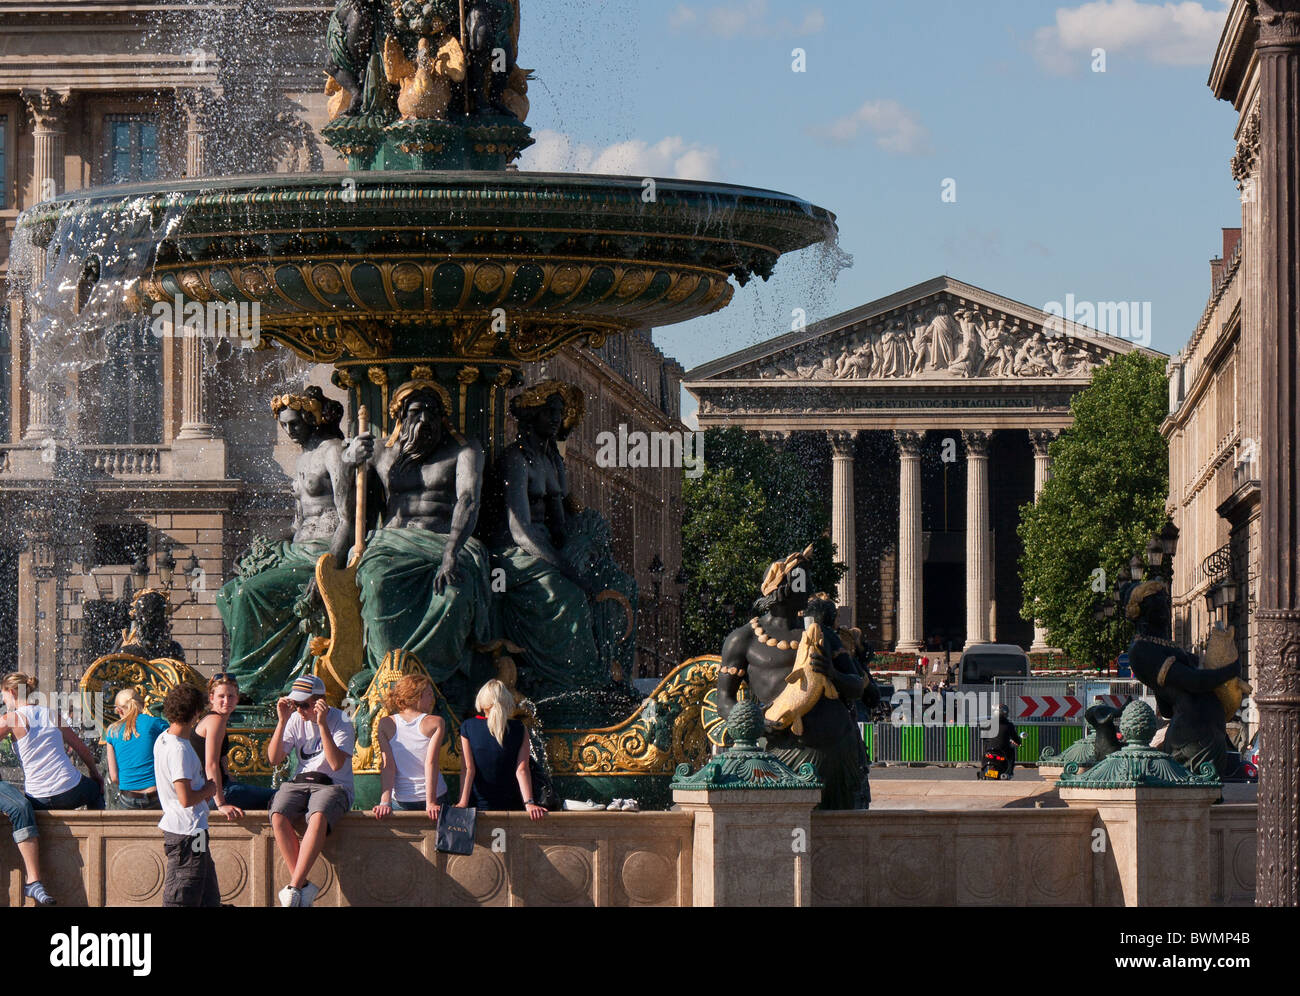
[515, 1, 1241, 419]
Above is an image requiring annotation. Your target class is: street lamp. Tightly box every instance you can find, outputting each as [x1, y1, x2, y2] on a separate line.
[1129, 554, 1145, 580]
[158, 544, 176, 589]
[1159, 519, 1180, 562]
[129, 551, 149, 595]
[1145, 533, 1164, 570]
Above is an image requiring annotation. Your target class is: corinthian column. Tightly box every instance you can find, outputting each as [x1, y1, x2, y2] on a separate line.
[173, 88, 217, 441]
[895, 431, 924, 654]
[1029, 429, 1057, 653]
[1254, 0, 1300, 908]
[178, 87, 214, 178]
[963, 430, 991, 649]
[828, 431, 857, 625]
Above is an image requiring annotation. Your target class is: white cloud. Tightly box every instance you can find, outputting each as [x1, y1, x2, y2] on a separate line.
[809, 99, 931, 156]
[1033, 0, 1230, 72]
[668, 1, 825, 39]
[520, 130, 722, 180]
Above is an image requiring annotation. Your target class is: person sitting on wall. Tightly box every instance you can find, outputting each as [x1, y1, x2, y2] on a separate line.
[217, 387, 352, 703]
[193, 673, 276, 816]
[371, 674, 448, 821]
[267, 674, 356, 908]
[0, 672, 105, 813]
[105, 687, 169, 811]
[455, 679, 547, 821]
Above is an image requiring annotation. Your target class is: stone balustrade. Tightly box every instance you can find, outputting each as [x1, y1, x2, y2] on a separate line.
[0, 801, 1256, 907]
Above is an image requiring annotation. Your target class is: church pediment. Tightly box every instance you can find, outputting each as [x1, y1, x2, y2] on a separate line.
[688, 277, 1148, 385]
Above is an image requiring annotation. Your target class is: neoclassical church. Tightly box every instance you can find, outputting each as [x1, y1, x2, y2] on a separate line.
[685, 277, 1162, 655]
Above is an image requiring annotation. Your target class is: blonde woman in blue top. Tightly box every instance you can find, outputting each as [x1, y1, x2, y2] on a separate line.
[105, 688, 169, 810]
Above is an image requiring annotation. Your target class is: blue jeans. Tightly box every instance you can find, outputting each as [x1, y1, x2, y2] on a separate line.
[0, 781, 38, 843]
[222, 781, 275, 810]
[27, 776, 105, 812]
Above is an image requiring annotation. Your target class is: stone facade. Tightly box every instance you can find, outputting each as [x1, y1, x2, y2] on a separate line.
[0, 1, 686, 696]
[685, 277, 1162, 655]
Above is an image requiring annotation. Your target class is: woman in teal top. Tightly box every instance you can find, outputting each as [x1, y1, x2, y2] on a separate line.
[105, 688, 169, 810]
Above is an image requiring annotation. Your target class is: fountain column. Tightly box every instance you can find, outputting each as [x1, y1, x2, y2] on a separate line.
[1254, 0, 1300, 908]
[963, 430, 991, 649]
[894, 430, 924, 654]
[1029, 429, 1057, 653]
[828, 431, 857, 626]
[176, 88, 216, 441]
[21, 88, 70, 443]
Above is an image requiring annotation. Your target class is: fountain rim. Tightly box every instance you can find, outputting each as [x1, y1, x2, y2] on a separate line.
[15, 169, 837, 229]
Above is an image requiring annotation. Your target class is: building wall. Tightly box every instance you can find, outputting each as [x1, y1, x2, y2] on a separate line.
[0, 2, 686, 692]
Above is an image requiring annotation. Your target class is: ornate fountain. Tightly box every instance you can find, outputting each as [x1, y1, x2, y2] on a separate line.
[19, 0, 837, 808]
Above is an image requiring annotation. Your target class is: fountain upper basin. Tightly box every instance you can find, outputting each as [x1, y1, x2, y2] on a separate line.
[17, 171, 837, 363]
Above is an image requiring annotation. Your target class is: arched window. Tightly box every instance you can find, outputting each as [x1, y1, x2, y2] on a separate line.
[93, 322, 161, 444]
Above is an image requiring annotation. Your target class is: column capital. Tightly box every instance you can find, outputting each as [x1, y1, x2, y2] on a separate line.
[175, 86, 217, 128]
[21, 88, 72, 134]
[756, 430, 789, 447]
[961, 429, 991, 457]
[1257, 2, 1300, 46]
[1029, 428, 1058, 458]
[827, 429, 857, 457]
[1232, 107, 1261, 188]
[894, 429, 924, 458]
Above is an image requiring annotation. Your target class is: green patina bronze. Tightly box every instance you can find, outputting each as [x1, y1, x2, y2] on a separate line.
[1056, 701, 1221, 789]
[671, 700, 823, 793]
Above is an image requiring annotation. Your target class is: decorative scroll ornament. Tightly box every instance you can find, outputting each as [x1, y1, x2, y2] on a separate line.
[1056, 701, 1221, 788]
[671, 699, 823, 792]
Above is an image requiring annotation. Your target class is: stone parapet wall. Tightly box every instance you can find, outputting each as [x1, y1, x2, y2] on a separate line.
[2, 803, 1255, 907]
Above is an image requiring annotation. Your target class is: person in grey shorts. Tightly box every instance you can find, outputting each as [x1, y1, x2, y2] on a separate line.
[267, 674, 355, 908]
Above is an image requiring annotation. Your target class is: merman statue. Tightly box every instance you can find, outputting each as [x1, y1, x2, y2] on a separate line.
[344, 379, 493, 709]
[483, 380, 603, 695]
[116, 588, 186, 662]
[217, 387, 353, 703]
[1123, 578, 1250, 776]
[716, 548, 870, 810]
[325, 0, 382, 117]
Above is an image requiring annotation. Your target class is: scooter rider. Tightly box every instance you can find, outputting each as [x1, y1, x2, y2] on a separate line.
[983, 704, 1022, 777]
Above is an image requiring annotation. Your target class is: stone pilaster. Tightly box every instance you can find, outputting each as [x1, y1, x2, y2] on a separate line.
[21, 89, 71, 442]
[894, 430, 924, 654]
[178, 88, 214, 179]
[175, 337, 215, 441]
[1254, 0, 1300, 908]
[828, 431, 857, 625]
[963, 430, 991, 649]
[1029, 429, 1057, 653]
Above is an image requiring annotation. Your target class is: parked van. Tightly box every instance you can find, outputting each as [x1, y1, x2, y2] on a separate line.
[957, 643, 1031, 685]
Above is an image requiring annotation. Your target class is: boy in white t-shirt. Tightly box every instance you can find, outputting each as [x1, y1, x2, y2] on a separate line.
[267, 674, 356, 908]
[153, 683, 220, 907]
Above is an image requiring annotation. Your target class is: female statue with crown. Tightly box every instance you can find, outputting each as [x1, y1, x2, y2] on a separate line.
[216, 387, 354, 704]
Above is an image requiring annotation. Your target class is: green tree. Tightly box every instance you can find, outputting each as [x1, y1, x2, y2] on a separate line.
[1018, 351, 1170, 663]
[681, 427, 844, 657]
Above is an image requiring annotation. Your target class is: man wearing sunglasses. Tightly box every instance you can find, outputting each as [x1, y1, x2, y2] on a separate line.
[267, 675, 355, 907]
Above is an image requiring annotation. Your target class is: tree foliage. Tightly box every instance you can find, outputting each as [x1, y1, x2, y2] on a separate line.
[681, 428, 844, 657]
[1018, 351, 1170, 663]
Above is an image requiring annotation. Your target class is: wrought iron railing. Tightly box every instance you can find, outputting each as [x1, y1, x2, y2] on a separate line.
[1203, 542, 1233, 585]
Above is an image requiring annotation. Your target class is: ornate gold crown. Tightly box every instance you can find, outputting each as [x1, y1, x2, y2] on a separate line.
[512, 379, 585, 431]
[271, 393, 323, 421]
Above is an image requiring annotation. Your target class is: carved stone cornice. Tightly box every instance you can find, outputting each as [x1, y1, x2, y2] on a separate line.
[21, 88, 72, 134]
[961, 429, 991, 458]
[827, 430, 857, 457]
[894, 430, 924, 458]
[1257, 1, 1300, 46]
[1029, 428, 1058, 458]
[1232, 107, 1261, 185]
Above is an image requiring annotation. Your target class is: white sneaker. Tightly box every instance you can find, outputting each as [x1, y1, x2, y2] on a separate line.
[606, 798, 624, 810]
[620, 799, 640, 812]
[300, 882, 320, 907]
[277, 885, 302, 908]
[562, 799, 604, 811]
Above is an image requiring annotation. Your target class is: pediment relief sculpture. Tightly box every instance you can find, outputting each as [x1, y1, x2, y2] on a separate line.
[743, 302, 1106, 382]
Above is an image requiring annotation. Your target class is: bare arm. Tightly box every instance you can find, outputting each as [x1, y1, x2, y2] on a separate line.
[324, 440, 356, 568]
[316, 708, 349, 773]
[106, 742, 119, 785]
[173, 777, 216, 809]
[267, 699, 292, 767]
[376, 717, 396, 806]
[446, 439, 485, 561]
[198, 715, 226, 802]
[717, 627, 752, 720]
[515, 734, 534, 800]
[457, 735, 475, 808]
[424, 717, 445, 818]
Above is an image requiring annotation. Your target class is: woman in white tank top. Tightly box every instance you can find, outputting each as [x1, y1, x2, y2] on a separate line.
[1, 672, 104, 811]
[371, 675, 447, 822]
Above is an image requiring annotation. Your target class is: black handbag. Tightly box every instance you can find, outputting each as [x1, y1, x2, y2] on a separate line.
[436, 805, 478, 855]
